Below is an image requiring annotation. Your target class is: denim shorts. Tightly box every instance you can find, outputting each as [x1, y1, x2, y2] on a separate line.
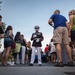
[4, 39, 12, 48]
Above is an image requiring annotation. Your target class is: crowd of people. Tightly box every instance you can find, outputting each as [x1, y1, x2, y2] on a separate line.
[0, 9, 75, 67]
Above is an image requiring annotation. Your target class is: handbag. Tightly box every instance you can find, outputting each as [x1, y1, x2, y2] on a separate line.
[11, 41, 16, 49]
[13, 43, 21, 53]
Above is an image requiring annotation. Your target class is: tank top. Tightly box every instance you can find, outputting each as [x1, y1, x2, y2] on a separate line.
[21, 39, 26, 46]
[4, 31, 13, 41]
[72, 15, 75, 31]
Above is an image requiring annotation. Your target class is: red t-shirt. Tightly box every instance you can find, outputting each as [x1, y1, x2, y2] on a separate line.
[44, 46, 49, 53]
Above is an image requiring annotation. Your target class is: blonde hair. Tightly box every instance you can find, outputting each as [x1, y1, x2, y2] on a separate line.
[27, 41, 31, 48]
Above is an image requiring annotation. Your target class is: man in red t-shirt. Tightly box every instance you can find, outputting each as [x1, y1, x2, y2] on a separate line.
[44, 44, 49, 62]
[44, 44, 49, 53]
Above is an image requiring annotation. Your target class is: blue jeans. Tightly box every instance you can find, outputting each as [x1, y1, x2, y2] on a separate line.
[13, 47, 22, 60]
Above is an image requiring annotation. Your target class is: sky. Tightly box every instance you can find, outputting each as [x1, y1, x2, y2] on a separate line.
[0, 0, 75, 51]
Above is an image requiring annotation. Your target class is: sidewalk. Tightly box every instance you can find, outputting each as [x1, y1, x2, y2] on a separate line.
[0, 63, 75, 75]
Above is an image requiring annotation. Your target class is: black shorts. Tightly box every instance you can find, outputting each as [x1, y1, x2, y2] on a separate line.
[71, 30, 75, 41]
[26, 48, 32, 54]
[51, 52, 57, 55]
[25, 49, 29, 54]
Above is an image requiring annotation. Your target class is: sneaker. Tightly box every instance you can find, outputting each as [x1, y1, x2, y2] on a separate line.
[67, 61, 74, 67]
[20, 63, 24, 65]
[38, 64, 42, 66]
[3, 64, 9, 66]
[29, 64, 33, 66]
[0, 63, 4, 66]
[54, 62, 64, 67]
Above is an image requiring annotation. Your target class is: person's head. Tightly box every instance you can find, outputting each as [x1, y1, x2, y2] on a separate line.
[21, 34, 24, 39]
[54, 10, 60, 14]
[46, 44, 48, 46]
[51, 39, 53, 42]
[16, 32, 21, 37]
[21, 34, 24, 37]
[5, 25, 13, 33]
[14, 32, 21, 41]
[27, 41, 31, 48]
[68, 10, 75, 16]
[0, 15, 2, 19]
[34, 25, 40, 32]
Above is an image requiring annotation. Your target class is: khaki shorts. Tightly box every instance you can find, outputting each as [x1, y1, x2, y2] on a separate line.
[53, 27, 69, 45]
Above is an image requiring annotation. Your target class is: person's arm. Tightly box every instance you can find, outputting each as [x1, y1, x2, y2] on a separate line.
[66, 21, 69, 29]
[0, 34, 8, 39]
[24, 38, 27, 46]
[40, 33, 44, 41]
[31, 33, 36, 41]
[7, 30, 13, 40]
[31, 34, 33, 41]
[48, 19, 53, 26]
[66, 21, 70, 37]
[9, 30, 12, 36]
[68, 15, 74, 36]
[44, 47, 46, 53]
[48, 15, 54, 27]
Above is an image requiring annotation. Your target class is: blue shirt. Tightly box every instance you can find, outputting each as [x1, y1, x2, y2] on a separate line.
[50, 14, 67, 29]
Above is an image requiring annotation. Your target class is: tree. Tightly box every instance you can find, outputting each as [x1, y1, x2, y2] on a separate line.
[2, 22, 6, 31]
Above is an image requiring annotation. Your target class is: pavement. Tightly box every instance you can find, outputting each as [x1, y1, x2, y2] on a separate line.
[0, 63, 75, 75]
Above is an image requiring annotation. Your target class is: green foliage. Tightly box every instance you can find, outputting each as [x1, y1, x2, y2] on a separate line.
[8, 51, 14, 61]
[0, 51, 14, 62]
[2, 22, 6, 31]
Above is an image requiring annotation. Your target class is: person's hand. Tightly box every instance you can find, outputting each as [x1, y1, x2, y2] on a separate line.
[36, 38, 43, 42]
[33, 34, 37, 38]
[68, 31, 71, 37]
[36, 38, 39, 42]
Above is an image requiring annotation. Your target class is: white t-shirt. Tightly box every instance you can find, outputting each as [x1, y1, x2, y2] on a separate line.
[50, 42, 56, 53]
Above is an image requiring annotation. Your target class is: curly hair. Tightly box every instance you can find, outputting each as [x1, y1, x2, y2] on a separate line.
[69, 10, 75, 16]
